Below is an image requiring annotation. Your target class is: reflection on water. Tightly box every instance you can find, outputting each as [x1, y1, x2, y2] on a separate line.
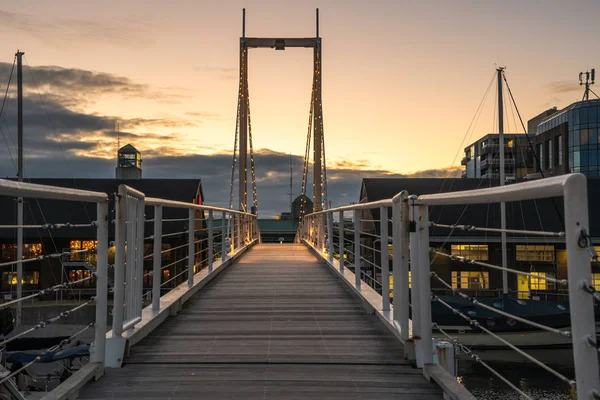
[457, 350, 577, 399]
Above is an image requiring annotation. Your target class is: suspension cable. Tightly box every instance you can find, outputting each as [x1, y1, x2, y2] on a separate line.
[228, 48, 244, 210]
[247, 81, 258, 215]
[298, 80, 316, 233]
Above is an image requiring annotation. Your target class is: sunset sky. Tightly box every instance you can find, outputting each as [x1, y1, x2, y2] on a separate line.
[0, 0, 599, 215]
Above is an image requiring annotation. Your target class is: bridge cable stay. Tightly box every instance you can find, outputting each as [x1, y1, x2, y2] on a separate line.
[246, 82, 258, 215]
[227, 46, 245, 245]
[297, 81, 316, 238]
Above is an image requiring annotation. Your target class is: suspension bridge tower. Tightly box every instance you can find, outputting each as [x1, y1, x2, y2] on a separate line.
[229, 9, 328, 220]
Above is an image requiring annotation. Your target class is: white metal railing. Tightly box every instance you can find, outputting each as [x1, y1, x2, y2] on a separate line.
[143, 195, 258, 311]
[108, 186, 259, 339]
[303, 174, 600, 400]
[0, 178, 260, 393]
[0, 179, 109, 377]
[113, 185, 145, 334]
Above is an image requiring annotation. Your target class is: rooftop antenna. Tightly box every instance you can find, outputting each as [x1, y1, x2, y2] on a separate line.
[580, 68, 596, 101]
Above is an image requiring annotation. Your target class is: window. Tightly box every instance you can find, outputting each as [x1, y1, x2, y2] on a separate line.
[581, 129, 589, 146]
[591, 273, 600, 291]
[557, 136, 563, 166]
[538, 143, 543, 171]
[143, 271, 153, 287]
[547, 139, 553, 168]
[451, 271, 489, 289]
[67, 269, 94, 287]
[530, 272, 556, 291]
[3, 271, 39, 285]
[68, 240, 98, 263]
[516, 245, 555, 262]
[507, 139, 514, 148]
[1, 243, 43, 261]
[451, 244, 488, 260]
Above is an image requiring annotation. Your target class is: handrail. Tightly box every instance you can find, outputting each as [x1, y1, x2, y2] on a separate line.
[305, 198, 393, 216]
[0, 179, 108, 202]
[145, 197, 254, 216]
[417, 174, 577, 205]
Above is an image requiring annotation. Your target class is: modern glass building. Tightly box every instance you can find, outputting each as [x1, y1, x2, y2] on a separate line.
[535, 99, 600, 177]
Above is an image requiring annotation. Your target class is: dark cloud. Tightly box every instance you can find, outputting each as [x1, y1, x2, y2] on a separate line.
[0, 62, 184, 107]
[0, 145, 463, 218]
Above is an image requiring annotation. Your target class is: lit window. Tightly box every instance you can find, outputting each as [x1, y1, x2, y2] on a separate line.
[1, 243, 42, 261]
[591, 273, 600, 291]
[389, 272, 411, 299]
[81, 240, 97, 250]
[507, 139, 514, 148]
[451, 271, 489, 289]
[451, 245, 488, 261]
[530, 272, 556, 291]
[3, 271, 39, 285]
[516, 245, 555, 262]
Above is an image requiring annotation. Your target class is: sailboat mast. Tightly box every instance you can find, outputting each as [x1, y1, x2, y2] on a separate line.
[16, 50, 24, 326]
[497, 67, 508, 295]
[289, 153, 293, 213]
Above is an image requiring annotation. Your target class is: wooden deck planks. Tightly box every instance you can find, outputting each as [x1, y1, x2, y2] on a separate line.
[79, 244, 442, 399]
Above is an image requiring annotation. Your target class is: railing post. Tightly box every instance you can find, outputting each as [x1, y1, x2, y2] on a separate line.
[188, 208, 195, 287]
[221, 213, 227, 261]
[236, 214, 241, 250]
[380, 205, 390, 312]
[393, 192, 409, 342]
[152, 205, 162, 311]
[91, 200, 108, 365]
[417, 203, 433, 366]
[354, 209, 361, 288]
[409, 197, 423, 366]
[208, 210, 214, 271]
[338, 210, 344, 271]
[112, 189, 126, 336]
[563, 174, 600, 398]
[327, 211, 334, 263]
[246, 214, 251, 244]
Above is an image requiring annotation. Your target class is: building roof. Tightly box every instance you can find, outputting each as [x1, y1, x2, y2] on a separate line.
[360, 177, 600, 240]
[536, 99, 600, 134]
[0, 179, 203, 240]
[118, 144, 140, 154]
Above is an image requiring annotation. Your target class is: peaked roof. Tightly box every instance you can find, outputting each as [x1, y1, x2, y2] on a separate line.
[118, 144, 139, 153]
[0, 178, 203, 239]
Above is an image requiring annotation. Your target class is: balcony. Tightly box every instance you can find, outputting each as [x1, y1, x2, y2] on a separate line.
[480, 142, 512, 154]
[461, 156, 470, 166]
[61, 248, 97, 267]
[480, 158, 516, 169]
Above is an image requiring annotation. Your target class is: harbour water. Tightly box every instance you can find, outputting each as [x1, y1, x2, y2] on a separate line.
[457, 349, 577, 399]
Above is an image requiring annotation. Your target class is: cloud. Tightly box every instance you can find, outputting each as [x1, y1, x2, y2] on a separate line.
[0, 10, 154, 48]
[0, 60, 464, 218]
[0, 62, 185, 108]
[545, 81, 581, 94]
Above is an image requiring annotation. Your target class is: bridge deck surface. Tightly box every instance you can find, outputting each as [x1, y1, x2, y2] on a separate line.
[79, 244, 442, 399]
